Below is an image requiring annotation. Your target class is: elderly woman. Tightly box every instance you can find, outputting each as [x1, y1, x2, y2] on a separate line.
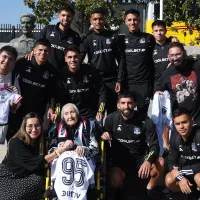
[0, 112, 69, 200]
[48, 103, 99, 160]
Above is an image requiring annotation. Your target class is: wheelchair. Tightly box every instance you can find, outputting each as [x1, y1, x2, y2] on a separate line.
[44, 140, 106, 200]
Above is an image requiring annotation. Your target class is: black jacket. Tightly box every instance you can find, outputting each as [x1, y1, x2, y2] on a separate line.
[169, 126, 200, 178]
[56, 64, 106, 119]
[80, 29, 124, 90]
[40, 23, 81, 71]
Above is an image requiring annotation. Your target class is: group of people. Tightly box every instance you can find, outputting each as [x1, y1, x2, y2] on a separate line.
[0, 4, 200, 200]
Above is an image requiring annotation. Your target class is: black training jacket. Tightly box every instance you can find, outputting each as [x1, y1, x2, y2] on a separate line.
[80, 29, 124, 89]
[169, 126, 200, 178]
[123, 31, 155, 84]
[40, 23, 81, 71]
[56, 64, 106, 120]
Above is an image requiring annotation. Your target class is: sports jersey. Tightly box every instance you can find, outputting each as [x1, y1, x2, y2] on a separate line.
[159, 59, 200, 124]
[56, 64, 106, 119]
[0, 83, 22, 124]
[168, 126, 200, 179]
[153, 38, 170, 92]
[80, 29, 124, 90]
[152, 91, 172, 154]
[40, 23, 81, 71]
[123, 31, 155, 84]
[52, 151, 94, 200]
[104, 110, 159, 165]
[13, 57, 57, 118]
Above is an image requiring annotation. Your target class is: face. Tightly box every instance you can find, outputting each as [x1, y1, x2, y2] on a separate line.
[20, 17, 34, 34]
[168, 47, 185, 66]
[0, 51, 16, 73]
[174, 114, 193, 139]
[125, 13, 140, 32]
[63, 105, 79, 126]
[65, 51, 80, 72]
[26, 118, 41, 140]
[152, 25, 167, 42]
[117, 97, 136, 119]
[58, 10, 73, 28]
[90, 13, 106, 32]
[33, 45, 50, 65]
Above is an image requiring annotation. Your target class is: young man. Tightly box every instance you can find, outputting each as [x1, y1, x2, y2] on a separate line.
[165, 108, 200, 197]
[55, 45, 106, 121]
[39, 6, 81, 71]
[123, 9, 155, 115]
[101, 92, 164, 199]
[8, 39, 57, 140]
[80, 8, 124, 114]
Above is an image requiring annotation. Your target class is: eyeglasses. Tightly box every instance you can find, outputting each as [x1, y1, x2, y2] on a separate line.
[169, 52, 183, 59]
[26, 124, 41, 130]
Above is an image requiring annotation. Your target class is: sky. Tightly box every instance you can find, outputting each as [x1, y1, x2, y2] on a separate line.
[0, 0, 56, 25]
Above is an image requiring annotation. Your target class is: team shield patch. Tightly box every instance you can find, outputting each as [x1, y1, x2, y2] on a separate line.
[106, 38, 111, 44]
[134, 127, 141, 135]
[139, 38, 146, 44]
[191, 143, 197, 152]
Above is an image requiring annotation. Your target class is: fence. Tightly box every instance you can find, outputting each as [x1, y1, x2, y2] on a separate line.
[0, 24, 44, 43]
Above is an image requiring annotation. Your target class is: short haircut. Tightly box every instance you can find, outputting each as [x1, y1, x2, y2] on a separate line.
[173, 108, 192, 119]
[0, 45, 18, 59]
[152, 20, 166, 29]
[58, 6, 75, 16]
[125, 9, 140, 17]
[61, 103, 79, 120]
[33, 38, 51, 49]
[20, 13, 36, 23]
[118, 91, 137, 103]
[168, 42, 185, 52]
[64, 45, 80, 55]
[91, 7, 107, 16]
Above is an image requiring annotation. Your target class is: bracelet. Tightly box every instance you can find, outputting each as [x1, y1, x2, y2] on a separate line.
[55, 150, 61, 157]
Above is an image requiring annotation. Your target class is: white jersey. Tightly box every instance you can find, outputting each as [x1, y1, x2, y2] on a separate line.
[52, 151, 94, 200]
[0, 83, 22, 124]
[152, 91, 172, 153]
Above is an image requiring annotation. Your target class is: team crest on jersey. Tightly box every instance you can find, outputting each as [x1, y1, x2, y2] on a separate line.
[192, 143, 197, 152]
[50, 31, 55, 37]
[134, 127, 141, 135]
[125, 38, 129, 44]
[67, 78, 71, 84]
[93, 40, 97, 46]
[67, 37, 73, 44]
[43, 71, 49, 79]
[83, 75, 88, 83]
[106, 38, 111, 44]
[139, 38, 146, 44]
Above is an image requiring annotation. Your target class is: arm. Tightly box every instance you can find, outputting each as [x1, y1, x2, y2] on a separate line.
[80, 36, 89, 63]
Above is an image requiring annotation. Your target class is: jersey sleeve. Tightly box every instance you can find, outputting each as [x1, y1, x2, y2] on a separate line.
[80, 36, 89, 63]
[9, 138, 47, 172]
[144, 117, 160, 164]
[104, 113, 114, 133]
[10, 93, 22, 105]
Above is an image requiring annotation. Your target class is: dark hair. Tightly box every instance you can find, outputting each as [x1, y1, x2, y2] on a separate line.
[0, 45, 18, 59]
[168, 42, 185, 52]
[58, 6, 75, 16]
[125, 9, 140, 17]
[118, 91, 137, 103]
[152, 20, 166, 29]
[33, 38, 51, 49]
[64, 45, 80, 55]
[173, 108, 192, 119]
[91, 7, 107, 16]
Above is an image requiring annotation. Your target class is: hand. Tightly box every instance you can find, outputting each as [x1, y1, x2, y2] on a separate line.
[59, 140, 74, 152]
[179, 177, 193, 194]
[24, 51, 34, 60]
[75, 146, 84, 157]
[47, 109, 58, 123]
[115, 82, 121, 93]
[138, 161, 151, 179]
[171, 166, 179, 179]
[9, 86, 18, 94]
[155, 91, 163, 95]
[96, 113, 104, 121]
[101, 132, 112, 141]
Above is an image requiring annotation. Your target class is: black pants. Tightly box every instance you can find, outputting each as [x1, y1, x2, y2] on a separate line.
[128, 82, 151, 116]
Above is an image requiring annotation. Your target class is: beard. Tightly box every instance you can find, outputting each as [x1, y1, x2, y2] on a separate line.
[173, 58, 186, 71]
[120, 108, 134, 118]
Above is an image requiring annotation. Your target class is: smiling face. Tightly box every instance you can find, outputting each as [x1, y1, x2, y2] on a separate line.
[125, 13, 140, 33]
[33, 45, 50, 65]
[58, 10, 74, 28]
[65, 50, 80, 72]
[63, 105, 79, 126]
[168, 46, 185, 66]
[20, 16, 35, 35]
[0, 51, 16, 74]
[25, 118, 41, 140]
